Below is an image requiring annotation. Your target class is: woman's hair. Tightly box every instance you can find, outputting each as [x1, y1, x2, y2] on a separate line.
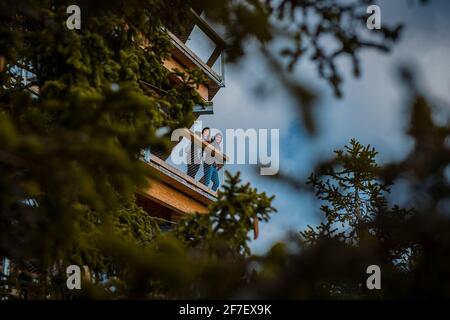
[212, 133, 222, 142]
[202, 127, 210, 135]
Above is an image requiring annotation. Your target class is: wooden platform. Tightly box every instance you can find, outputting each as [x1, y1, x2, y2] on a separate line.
[138, 153, 218, 218]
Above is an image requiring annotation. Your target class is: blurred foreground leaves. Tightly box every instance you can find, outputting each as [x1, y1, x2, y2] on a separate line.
[1, 0, 448, 299]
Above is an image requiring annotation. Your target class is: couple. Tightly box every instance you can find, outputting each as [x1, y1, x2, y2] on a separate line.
[185, 127, 222, 191]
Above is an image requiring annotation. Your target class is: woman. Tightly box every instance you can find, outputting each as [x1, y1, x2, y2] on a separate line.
[185, 127, 210, 179]
[203, 133, 222, 191]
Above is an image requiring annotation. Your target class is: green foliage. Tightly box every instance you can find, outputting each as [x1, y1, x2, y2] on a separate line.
[246, 70, 450, 299]
[0, 0, 200, 264]
[195, 0, 407, 134]
[2, 0, 447, 300]
[303, 139, 391, 243]
[200, 0, 402, 96]
[175, 171, 276, 256]
[0, 0, 207, 298]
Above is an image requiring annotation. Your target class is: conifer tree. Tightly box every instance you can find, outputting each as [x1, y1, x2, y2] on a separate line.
[0, 0, 415, 299]
[175, 171, 276, 256]
[302, 139, 391, 244]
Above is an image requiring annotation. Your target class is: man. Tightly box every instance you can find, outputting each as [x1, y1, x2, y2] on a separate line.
[185, 127, 210, 179]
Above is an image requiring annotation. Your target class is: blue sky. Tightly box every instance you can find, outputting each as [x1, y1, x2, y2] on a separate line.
[197, 0, 450, 253]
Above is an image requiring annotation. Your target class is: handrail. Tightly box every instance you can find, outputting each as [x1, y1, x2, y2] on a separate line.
[177, 128, 229, 169]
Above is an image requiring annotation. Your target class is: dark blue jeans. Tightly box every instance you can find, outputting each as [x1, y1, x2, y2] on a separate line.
[203, 164, 220, 191]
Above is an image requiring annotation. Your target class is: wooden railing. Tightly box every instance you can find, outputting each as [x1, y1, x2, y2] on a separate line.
[176, 128, 229, 171]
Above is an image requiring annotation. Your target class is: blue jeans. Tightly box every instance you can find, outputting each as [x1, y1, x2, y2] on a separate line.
[203, 164, 220, 191]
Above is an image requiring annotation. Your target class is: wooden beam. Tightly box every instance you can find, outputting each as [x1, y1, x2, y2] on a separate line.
[146, 154, 217, 203]
[206, 46, 222, 68]
[0, 56, 5, 72]
[189, 8, 226, 49]
[141, 177, 209, 215]
[167, 30, 224, 87]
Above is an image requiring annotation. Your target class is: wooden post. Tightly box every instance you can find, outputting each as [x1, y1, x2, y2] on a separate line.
[0, 56, 5, 72]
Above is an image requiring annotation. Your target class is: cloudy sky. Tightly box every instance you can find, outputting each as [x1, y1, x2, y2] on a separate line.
[194, 0, 450, 253]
